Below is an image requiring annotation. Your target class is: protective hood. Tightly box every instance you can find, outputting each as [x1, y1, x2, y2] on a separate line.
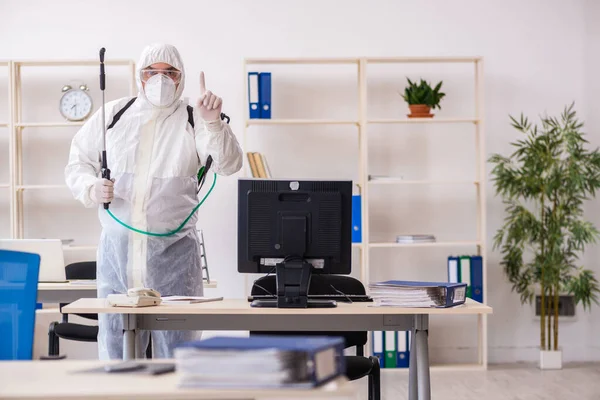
[136, 43, 186, 108]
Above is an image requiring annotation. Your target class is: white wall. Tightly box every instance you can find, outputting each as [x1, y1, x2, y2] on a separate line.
[2, 0, 599, 363]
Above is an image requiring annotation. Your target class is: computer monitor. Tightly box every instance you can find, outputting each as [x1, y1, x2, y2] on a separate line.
[0, 239, 66, 283]
[237, 179, 353, 308]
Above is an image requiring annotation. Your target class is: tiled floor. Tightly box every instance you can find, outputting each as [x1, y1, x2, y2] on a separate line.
[352, 363, 600, 400]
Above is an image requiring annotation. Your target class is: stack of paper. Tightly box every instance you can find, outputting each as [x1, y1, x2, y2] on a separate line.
[396, 234, 436, 244]
[161, 296, 223, 305]
[174, 336, 345, 388]
[369, 280, 467, 308]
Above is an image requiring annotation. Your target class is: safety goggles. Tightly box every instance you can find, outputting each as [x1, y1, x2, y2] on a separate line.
[140, 68, 182, 83]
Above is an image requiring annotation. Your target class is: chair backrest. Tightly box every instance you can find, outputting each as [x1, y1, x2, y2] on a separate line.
[65, 261, 96, 280]
[63, 262, 97, 320]
[0, 250, 41, 360]
[250, 274, 368, 349]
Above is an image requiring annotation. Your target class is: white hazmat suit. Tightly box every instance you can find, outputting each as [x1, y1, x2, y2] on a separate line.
[65, 43, 243, 359]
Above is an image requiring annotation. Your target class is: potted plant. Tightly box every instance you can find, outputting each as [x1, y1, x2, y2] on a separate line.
[400, 78, 445, 118]
[489, 104, 600, 369]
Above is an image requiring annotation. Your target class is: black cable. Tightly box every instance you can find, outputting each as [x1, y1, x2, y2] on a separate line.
[328, 283, 353, 303]
[252, 265, 277, 297]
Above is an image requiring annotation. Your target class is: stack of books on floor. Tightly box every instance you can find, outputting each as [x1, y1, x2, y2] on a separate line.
[174, 335, 345, 388]
[395, 234, 436, 244]
[369, 280, 467, 308]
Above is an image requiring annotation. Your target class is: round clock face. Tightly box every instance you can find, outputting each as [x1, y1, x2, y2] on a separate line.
[60, 90, 93, 121]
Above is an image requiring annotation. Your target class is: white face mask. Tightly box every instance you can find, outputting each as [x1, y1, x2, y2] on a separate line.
[144, 74, 176, 107]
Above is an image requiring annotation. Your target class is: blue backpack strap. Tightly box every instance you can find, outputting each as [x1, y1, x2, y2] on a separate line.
[107, 97, 137, 130]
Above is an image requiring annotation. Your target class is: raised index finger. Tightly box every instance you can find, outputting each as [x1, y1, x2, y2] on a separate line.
[199, 71, 206, 95]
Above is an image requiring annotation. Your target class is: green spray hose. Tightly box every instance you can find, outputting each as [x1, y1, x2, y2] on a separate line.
[105, 172, 217, 237]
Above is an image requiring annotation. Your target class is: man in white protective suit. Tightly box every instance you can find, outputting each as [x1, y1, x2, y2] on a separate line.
[65, 43, 243, 359]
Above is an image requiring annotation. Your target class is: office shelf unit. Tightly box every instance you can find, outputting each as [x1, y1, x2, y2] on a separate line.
[242, 56, 487, 370]
[1, 62, 10, 240]
[7, 59, 136, 253]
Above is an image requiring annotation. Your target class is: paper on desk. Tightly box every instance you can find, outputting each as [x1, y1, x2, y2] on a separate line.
[69, 279, 97, 285]
[161, 296, 223, 304]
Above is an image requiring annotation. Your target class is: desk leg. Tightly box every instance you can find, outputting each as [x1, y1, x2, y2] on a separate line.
[408, 327, 418, 400]
[415, 315, 431, 400]
[122, 314, 137, 360]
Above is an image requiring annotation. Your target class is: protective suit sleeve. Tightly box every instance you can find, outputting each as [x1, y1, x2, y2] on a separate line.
[194, 111, 243, 176]
[65, 100, 120, 208]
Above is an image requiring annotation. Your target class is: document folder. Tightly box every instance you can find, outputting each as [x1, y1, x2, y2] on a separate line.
[369, 280, 468, 308]
[447, 256, 459, 283]
[248, 72, 260, 119]
[470, 255, 483, 303]
[372, 331, 384, 368]
[258, 72, 271, 118]
[175, 335, 345, 388]
[384, 331, 397, 368]
[396, 331, 409, 368]
[352, 195, 362, 243]
[459, 256, 471, 298]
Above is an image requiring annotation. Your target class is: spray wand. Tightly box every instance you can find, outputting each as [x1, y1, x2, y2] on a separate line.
[99, 47, 111, 210]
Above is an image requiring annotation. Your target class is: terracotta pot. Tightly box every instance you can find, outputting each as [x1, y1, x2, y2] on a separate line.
[408, 104, 433, 118]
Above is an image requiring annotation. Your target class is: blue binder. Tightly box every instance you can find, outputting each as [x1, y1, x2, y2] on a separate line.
[178, 335, 345, 387]
[352, 195, 362, 243]
[247, 72, 260, 118]
[372, 331, 384, 368]
[373, 280, 468, 308]
[447, 256, 459, 283]
[258, 72, 271, 119]
[470, 255, 484, 303]
[396, 331, 410, 368]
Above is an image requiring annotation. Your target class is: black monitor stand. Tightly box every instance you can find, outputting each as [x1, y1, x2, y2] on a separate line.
[250, 260, 337, 308]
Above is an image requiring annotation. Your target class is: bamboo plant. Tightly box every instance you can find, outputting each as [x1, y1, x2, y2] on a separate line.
[489, 104, 600, 352]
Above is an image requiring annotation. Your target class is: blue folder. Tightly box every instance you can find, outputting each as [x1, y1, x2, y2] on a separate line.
[372, 331, 384, 368]
[447, 256, 459, 283]
[372, 280, 468, 308]
[0, 250, 41, 360]
[258, 72, 271, 119]
[470, 255, 484, 303]
[396, 331, 410, 368]
[247, 72, 260, 118]
[352, 195, 362, 243]
[178, 335, 345, 386]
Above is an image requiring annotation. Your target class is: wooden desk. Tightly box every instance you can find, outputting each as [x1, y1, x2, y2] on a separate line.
[37, 281, 218, 303]
[0, 360, 355, 400]
[37, 282, 97, 303]
[64, 298, 492, 400]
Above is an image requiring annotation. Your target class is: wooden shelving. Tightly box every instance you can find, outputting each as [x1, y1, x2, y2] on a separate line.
[15, 122, 85, 128]
[368, 179, 480, 185]
[367, 117, 479, 124]
[16, 184, 68, 190]
[246, 119, 359, 126]
[369, 241, 482, 249]
[242, 56, 487, 370]
[6, 59, 136, 245]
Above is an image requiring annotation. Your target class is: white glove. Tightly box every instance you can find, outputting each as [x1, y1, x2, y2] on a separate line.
[196, 71, 223, 122]
[89, 178, 114, 204]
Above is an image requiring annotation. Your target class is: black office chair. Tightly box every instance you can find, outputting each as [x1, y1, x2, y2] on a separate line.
[47, 262, 99, 358]
[250, 275, 381, 400]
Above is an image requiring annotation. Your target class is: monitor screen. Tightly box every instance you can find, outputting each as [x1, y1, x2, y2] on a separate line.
[237, 179, 352, 275]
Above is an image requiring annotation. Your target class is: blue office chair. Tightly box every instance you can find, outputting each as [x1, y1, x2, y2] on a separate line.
[0, 249, 41, 360]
